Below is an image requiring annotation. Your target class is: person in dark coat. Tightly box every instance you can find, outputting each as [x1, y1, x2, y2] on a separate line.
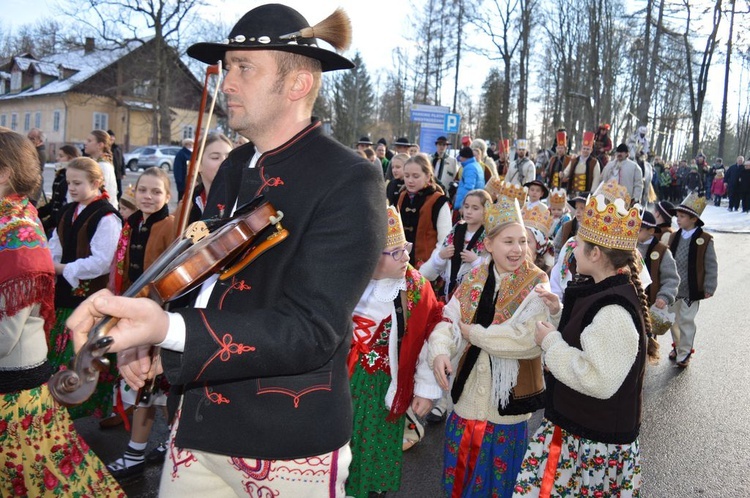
[736, 159, 750, 213]
[108, 130, 125, 201]
[172, 138, 194, 201]
[65, 5, 385, 496]
[725, 156, 743, 211]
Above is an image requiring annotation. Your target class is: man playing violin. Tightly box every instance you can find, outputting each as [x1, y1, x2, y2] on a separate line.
[65, 4, 385, 496]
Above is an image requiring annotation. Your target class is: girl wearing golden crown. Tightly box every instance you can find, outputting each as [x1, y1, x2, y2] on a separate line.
[512, 193, 649, 497]
[429, 195, 552, 498]
[346, 206, 444, 498]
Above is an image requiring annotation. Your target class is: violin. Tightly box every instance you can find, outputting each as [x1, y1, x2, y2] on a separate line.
[48, 198, 289, 407]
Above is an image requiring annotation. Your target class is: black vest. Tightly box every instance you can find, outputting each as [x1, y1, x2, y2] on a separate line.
[55, 199, 119, 308]
[545, 274, 646, 444]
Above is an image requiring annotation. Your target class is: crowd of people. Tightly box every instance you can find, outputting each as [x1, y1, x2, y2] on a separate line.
[0, 3, 728, 498]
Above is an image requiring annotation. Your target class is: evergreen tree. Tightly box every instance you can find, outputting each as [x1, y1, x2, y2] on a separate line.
[331, 52, 376, 146]
[478, 68, 505, 139]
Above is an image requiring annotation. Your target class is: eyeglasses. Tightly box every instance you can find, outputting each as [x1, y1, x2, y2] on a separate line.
[382, 242, 413, 261]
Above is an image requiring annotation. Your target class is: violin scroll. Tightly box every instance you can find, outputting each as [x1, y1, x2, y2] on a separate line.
[48, 333, 114, 407]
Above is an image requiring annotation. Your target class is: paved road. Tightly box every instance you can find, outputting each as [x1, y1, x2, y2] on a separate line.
[67, 213, 749, 496]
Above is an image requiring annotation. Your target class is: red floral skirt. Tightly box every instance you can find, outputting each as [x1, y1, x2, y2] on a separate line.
[0, 383, 124, 497]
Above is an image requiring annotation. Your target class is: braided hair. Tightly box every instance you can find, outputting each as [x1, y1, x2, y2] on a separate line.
[583, 243, 652, 336]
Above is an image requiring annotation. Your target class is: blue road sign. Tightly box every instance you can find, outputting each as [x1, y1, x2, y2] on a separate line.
[444, 113, 461, 134]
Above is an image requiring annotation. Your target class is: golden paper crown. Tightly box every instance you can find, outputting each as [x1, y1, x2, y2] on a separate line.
[549, 188, 567, 209]
[484, 195, 524, 234]
[522, 203, 554, 238]
[677, 191, 708, 219]
[386, 206, 406, 248]
[120, 184, 136, 208]
[578, 195, 642, 250]
[594, 179, 631, 206]
[484, 178, 528, 207]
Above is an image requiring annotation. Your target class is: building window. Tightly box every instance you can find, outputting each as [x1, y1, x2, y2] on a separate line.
[53, 110, 61, 132]
[24, 112, 31, 131]
[93, 112, 108, 131]
[0, 115, 5, 127]
[10, 70, 21, 92]
[133, 79, 152, 97]
[11, 113, 17, 130]
[35, 111, 41, 129]
[182, 125, 195, 140]
[0, 80, 5, 95]
[33, 73, 41, 90]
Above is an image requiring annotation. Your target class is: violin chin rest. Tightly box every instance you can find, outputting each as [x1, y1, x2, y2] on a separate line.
[220, 228, 290, 281]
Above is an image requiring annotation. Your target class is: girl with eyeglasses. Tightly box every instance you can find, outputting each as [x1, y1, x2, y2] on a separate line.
[346, 206, 443, 498]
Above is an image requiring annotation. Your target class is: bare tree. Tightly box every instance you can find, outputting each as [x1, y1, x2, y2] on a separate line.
[682, 0, 723, 156]
[62, 0, 205, 144]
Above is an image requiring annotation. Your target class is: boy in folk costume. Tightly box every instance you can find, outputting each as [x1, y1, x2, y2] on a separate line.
[654, 200, 677, 245]
[346, 206, 443, 498]
[562, 131, 601, 196]
[429, 195, 553, 498]
[522, 202, 555, 274]
[522, 179, 549, 210]
[637, 211, 680, 360]
[545, 129, 571, 189]
[548, 188, 572, 242]
[667, 192, 718, 367]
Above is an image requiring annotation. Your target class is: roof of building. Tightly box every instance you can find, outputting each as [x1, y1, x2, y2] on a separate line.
[0, 38, 161, 101]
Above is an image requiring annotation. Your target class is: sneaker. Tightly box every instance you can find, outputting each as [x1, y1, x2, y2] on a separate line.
[677, 357, 691, 368]
[146, 442, 168, 464]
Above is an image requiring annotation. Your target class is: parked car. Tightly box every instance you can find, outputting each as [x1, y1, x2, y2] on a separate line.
[124, 146, 149, 172]
[136, 145, 181, 172]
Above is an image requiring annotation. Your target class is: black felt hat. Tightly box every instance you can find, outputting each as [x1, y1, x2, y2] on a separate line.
[394, 137, 412, 147]
[641, 210, 658, 229]
[435, 136, 449, 144]
[616, 143, 629, 153]
[524, 180, 549, 199]
[656, 200, 676, 220]
[358, 136, 373, 145]
[567, 192, 589, 209]
[187, 4, 354, 72]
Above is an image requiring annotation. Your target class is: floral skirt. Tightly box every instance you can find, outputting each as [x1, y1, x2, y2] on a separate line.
[512, 419, 641, 497]
[345, 365, 403, 498]
[0, 384, 124, 497]
[47, 307, 117, 419]
[443, 411, 528, 498]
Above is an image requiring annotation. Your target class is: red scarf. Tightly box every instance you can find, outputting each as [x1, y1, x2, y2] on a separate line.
[0, 194, 56, 335]
[388, 268, 444, 420]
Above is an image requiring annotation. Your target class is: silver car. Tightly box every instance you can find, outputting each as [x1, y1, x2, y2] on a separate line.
[124, 146, 149, 172]
[136, 145, 181, 172]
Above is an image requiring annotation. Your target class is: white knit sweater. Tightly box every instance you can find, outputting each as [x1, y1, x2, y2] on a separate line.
[428, 269, 559, 424]
[541, 304, 639, 400]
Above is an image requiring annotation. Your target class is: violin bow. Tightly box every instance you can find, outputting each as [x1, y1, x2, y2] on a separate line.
[176, 62, 223, 236]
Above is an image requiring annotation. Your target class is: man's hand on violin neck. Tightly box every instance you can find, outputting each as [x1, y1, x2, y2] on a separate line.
[67, 289, 170, 353]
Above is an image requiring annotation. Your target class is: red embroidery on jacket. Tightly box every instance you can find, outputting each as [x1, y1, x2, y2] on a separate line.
[252, 121, 320, 197]
[194, 310, 256, 381]
[230, 457, 271, 480]
[256, 372, 332, 408]
[204, 386, 230, 405]
[218, 277, 252, 309]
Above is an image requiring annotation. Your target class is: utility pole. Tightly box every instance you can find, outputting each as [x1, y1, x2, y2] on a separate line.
[452, 0, 463, 114]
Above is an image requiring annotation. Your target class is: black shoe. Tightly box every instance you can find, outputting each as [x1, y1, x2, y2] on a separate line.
[107, 457, 146, 479]
[146, 442, 168, 464]
[425, 406, 446, 424]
